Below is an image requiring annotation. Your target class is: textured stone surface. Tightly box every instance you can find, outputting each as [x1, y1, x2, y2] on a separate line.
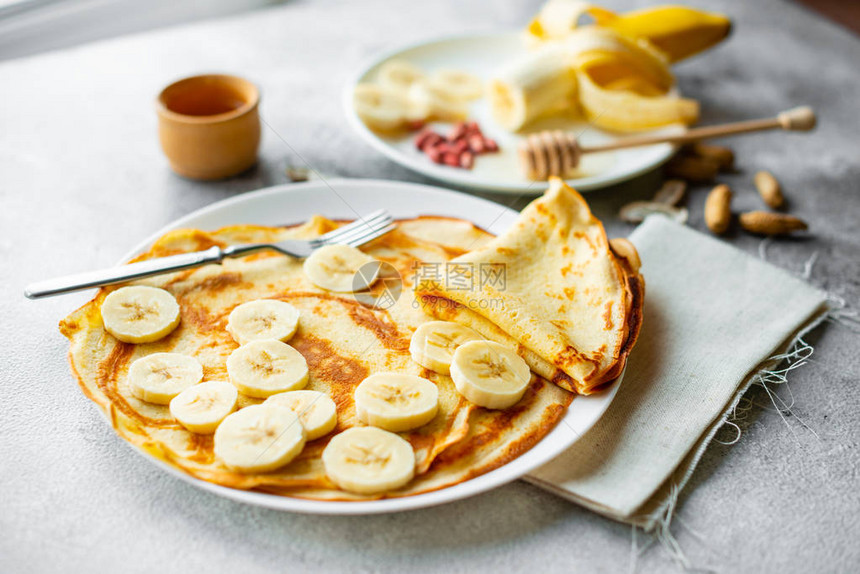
[1, 1, 858, 572]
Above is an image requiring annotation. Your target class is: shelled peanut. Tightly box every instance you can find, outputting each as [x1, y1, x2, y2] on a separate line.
[414, 121, 498, 170]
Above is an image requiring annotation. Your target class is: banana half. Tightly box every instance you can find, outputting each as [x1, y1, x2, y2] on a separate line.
[214, 404, 306, 473]
[450, 341, 532, 409]
[227, 299, 301, 346]
[127, 352, 203, 405]
[100, 285, 181, 344]
[170, 381, 239, 434]
[264, 390, 338, 441]
[409, 321, 484, 375]
[226, 339, 309, 398]
[322, 426, 416, 494]
[354, 373, 439, 432]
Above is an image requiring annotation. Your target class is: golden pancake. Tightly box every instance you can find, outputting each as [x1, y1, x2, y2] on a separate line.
[416, 178, 644, 394]
[60, 215, 573, 500]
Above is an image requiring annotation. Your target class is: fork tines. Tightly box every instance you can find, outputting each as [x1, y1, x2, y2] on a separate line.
[314, 210, 394, 247]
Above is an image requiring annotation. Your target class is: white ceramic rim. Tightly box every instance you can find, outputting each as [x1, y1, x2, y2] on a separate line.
[109, 178, 621, 514]
[343, 32, 680, 194]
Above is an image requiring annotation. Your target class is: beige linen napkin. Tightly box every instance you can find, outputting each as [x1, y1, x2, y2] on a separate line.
[526, 215, 829, 531]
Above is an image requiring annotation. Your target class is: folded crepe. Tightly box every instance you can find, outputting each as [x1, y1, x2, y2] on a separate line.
[415, 178, 644, 394]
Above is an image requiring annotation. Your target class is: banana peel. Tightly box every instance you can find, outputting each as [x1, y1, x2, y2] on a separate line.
[495, 1, 727, 132]
[600, 5, 732, 63]
[525, 1, 731, 63]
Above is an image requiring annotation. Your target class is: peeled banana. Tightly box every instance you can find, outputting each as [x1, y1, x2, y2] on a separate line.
[170, 380, 238, 434]
[354, 373, 439, 432]
[450, 341, 531, 409]
[226, 339, 309, 398]
[322, 426, 416, 494]
[227, 299, 300, 346]
[214, 404, 306, 473]
[100, 285, 181, 344]
[489, 45, 577, 132]
[127, 352, 203, 405]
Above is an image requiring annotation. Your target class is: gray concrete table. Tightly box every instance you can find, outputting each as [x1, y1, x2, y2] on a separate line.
[2, 1, 858, 572]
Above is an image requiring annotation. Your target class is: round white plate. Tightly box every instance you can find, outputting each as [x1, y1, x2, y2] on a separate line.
[344, 32, 683, 194]
[119, 178, 621, 514]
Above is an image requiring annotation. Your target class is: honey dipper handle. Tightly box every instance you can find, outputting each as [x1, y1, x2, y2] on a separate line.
[580, 106, 816, 154]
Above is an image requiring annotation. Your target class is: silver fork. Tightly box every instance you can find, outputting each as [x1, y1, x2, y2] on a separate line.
[25, 210, 395, 299]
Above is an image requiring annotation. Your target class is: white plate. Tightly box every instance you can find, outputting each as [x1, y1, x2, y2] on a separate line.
[118, 178, 621, 514]
[344, 32, 683, 194]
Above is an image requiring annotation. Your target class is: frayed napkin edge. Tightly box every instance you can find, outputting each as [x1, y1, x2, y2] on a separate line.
[526, 297, 843, 538]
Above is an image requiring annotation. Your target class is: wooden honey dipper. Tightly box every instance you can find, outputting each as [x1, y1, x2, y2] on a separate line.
[518, 106, 816, 180]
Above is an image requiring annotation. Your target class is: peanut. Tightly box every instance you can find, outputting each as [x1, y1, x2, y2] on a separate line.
[754, 170, 784, 209]
[665, 155, 720, 182]
[704, 184, 732, 234]
[689, 143, 734, 171]
[739, 211, 807, 235]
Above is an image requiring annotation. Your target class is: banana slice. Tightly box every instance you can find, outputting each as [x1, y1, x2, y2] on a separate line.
[450, 341, 531, 409]
[214, 404, 306, 473]
[377, 59, 425, 92]
[428, 69, 484, 101]
[303, 244, 379, 293]
[322, 427, 415, 494]
[226, 339, 309, 398]
[409, 321, 483, 375]
[407, 81, 469, 122]
[101, 285, 181, 344]
[353, 83, 424, 132]
[127, 352, 203, 405]
[265, 390, 338, 440]
[227, 299, 301, 346]
[170, 380, 239, 434]
[354, 373, 439, 432]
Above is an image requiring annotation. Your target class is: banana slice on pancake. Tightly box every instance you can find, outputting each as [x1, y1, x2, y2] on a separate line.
[450, 341, 531, 409]
[127, 352, 203, 405]
[264, 390, 338, 440]
[428, 69, 484, 101]
[227, 299, 301, 346]
[322, 427, 416, 494]
[214, 404, 306, 473]
[354, 373, 439, 432]
[226, 339, 309, 398]
[101, 285, 181, 343]
[303, 244, 379, 293]
[377, 59, 425, 92]
[170, 381, 239, 434]
[409, 321, 484, 375]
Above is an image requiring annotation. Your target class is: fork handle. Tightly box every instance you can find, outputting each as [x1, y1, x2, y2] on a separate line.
[24, 246, 225, 299]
